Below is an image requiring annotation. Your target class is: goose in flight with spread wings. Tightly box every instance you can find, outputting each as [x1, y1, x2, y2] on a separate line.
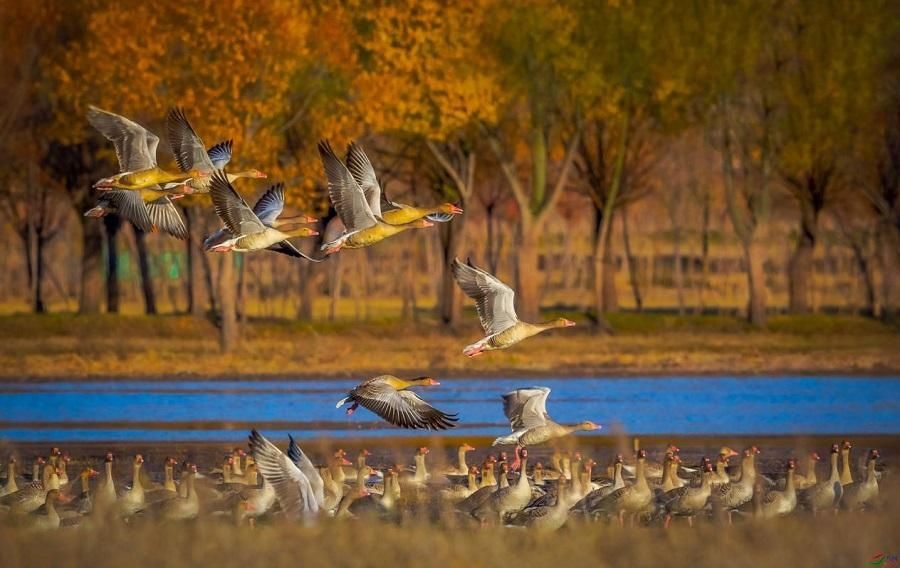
[493, 387, 600, 470]
[84, 187, 188, 239]
[88, 106, 207, 190]
[344, 141, 463, 224]
[248, 430, 321, 521]
[451, 258, 575, 357]
[317, 140, 434, 254]
[335, 375, 458, 430]
[204, 181, 318, 259]
[207, 171, 322, 261]
[85, 107, 189, 238]
[165, 107, 266, 193]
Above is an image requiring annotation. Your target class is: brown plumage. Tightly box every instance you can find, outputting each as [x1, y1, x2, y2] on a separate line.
[336, 375, 458, 430]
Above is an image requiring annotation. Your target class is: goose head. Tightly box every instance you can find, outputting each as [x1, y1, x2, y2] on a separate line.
[410, 376, 440, 387]
[438, 203, 464, 215]
[553, 318, 576, 328]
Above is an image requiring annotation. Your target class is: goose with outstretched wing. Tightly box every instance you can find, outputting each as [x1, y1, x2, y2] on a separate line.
[451, 258, 575, 356]
[493, 387, 599, 470]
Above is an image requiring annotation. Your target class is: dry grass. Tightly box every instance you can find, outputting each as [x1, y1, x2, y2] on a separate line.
[0, 313, 896, 379]
[1, 502, 898, 568]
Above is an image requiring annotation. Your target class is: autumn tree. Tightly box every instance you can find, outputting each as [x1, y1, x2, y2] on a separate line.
[670, 0, 778, 326]
[772, 0, 886, 313]
[477, 1, 585, 321]
[45, 0, 316, 349]
[351, 0, 497, 326]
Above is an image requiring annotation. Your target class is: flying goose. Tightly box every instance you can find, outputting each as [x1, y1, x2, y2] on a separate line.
[335, 375, 458, 430]
[345, 141, 463, 224]
[451, 258, 575, 357]
[248, 430, 321, 521]
[166, 107, 266, 192]
[88, 106, 206, 190]
[204, 181, 319, 259]
[207, 170, 321, 260]
[492, 387, 599, 469]
[317, 140, 433, 254]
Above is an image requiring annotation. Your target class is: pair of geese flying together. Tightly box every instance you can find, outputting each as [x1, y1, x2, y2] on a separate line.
[85, 106, 266, 239]
[336, 380, 598, 460]
[316, 140, 463, 254]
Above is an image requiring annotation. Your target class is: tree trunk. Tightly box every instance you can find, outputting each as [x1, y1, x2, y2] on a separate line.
[698, 190, 711, 313]
[329, 254, 342, 322]
[438, 212, 466, 326]
[788, 208, 818, 313]
[297, 262, 315, 320]
[602, 223, 618, 313]
[672, 225, 685, 315]
[183, 207, 205, 316]
[621, 208, 642, 312]
[218, 255, 238, 352]
[103, 215, 122, 314]
[743, 238, 767, 327]
[134, 228, 157, 315]
[515, 222, 540, 322]
[591, 208, 619, 320]
[79, 218, 104, 314]
[237, 255, 247, 325]
[33, 237, 46, 314]
[878, 220, 898, 320]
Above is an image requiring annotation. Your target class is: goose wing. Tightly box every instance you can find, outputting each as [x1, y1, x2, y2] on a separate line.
[87, 106, 158, 171]
[317, 140, 377, 232]
[267, 241, 324, 262]
[146, 194, 188, 239]
[206, 140, 233, 169]
[451, 257, 519, 335]
[248, 430, 319, 519]
[97, 191, 153, 232]
[252, 183, 286, 226]
[349, 379, 458, 430]
[287, 434, 325, 508]
[501, 387, 552, 431]
[165, 107, 215, 173]
[345, 141, 383, 218]
[209, 170, 266, 236]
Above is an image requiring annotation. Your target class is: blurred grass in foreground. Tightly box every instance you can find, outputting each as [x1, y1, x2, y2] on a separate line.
[1, 505, 898, 568]
[0, 313, 896, 379]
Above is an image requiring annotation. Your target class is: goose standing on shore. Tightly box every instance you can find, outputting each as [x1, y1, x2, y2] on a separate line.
[207, 171, 321, 259]
[714, 447, 759, 524]
[842, 449, 880, 510]
[492, 387, 599, 470]
[0, 458, 17, 497]
[759, 460, 798, 519]
[800, 444, 843, 515]
[451, 258, 575, 356]
[335, 375, 458, 430]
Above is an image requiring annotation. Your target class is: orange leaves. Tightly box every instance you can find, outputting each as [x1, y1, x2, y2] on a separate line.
[351, 0, 498, 139]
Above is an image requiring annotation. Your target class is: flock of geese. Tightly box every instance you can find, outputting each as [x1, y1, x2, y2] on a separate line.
[2, 106, 885, 533]
[83, 105, 576, 358]
[0, 437, 884, 532]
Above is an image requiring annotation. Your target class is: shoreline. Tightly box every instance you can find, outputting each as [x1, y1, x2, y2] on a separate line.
[2, 368, 899, 383]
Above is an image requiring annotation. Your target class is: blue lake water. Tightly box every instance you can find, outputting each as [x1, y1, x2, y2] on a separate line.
[0, 376, 898, 443]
